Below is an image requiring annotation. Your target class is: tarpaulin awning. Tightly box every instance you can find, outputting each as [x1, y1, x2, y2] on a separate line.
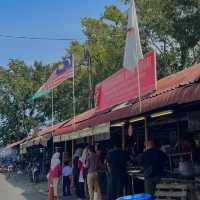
[54, 109, 96, 136]
[54, 123, 110, 142]
[19, 121, 66, 153]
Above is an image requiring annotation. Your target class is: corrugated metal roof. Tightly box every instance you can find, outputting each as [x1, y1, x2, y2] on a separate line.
[61, 108, 96, 128]
[37, 121, 66, 136]
[156, 63, 200, 95]
[83, 84, 200, 127]
[54, 109, 96, 135]
[54, 64, 200, 136]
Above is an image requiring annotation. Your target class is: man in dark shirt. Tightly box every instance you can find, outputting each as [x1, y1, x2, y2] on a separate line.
[106, 142, 129, 200]
[85, 145, 99, 200]
[141, 140, 168, 195]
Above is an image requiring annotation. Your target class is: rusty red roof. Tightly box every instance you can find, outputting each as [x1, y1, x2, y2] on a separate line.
[53, 109, 96, 135]
[37, 121, 67, 136]
[60, 108, 96, 128]
[54, 64, 200, 136]
[156, 63, 200, 94]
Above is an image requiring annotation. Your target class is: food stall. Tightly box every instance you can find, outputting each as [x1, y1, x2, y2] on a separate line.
[52, 62, 200, 199]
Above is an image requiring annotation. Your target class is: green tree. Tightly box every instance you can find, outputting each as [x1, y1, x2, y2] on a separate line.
[0, 60, 53, 144]
[121, 0, 200, 77]
[137, 0, 200, 77]
[1, 0, 200, 144]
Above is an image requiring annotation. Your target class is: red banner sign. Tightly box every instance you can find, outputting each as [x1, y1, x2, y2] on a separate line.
[95, 51, 157, 111]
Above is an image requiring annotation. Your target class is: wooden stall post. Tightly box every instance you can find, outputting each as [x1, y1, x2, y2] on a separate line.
[177, 120, 181, 152]
[144, 118, 149, 149]
[71, 140, 74, 158]
[52, 141, 54, 153]
[122, 125, 125, 150]
[64, 141, 67, 152]
[92, 136, 94, 145]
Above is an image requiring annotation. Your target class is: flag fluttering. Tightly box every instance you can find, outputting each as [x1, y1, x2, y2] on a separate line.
[31, 86, 51, 100]
[123, 0, 143, 70]
[32, 55, 74, 100]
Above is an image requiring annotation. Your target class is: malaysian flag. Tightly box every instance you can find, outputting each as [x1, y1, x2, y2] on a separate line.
[32, 55, 74, 100]
[44, 56, 73, 90]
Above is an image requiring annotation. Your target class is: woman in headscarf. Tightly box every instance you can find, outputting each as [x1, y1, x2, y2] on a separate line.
[72, 148, 83, 198]
[49, 152, 61, 200]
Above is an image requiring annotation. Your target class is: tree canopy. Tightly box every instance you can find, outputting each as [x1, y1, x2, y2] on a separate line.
[0, 0, 200, 145]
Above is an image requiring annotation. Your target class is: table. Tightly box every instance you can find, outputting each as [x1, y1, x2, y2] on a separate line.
[127, 170, 144, 194]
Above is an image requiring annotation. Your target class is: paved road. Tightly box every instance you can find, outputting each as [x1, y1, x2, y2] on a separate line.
[0, 173, 47, 200]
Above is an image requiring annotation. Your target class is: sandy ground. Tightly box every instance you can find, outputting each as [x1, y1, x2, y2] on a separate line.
[0, 173, 47, 200]
[0, 173, 79, 200]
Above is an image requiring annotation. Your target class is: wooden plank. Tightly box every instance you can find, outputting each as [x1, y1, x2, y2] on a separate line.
[155, 191, 187, 198]
[156, 183, 188, 190]
[154, 199, 167, 200]
[160, 178, 196, 184]
[155, 198, 186, 200]
[154, 199, 173, 200]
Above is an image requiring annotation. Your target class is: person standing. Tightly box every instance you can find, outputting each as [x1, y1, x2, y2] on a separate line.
[141, 140, 168, 195]
[106, 142, 129, 200]
[72, 148, 83, 198]
[78, 156, 86, 199]
[81, 146, 89, 199]
[49, 152, 62, 200]
[96, 144, 107, 199]
[62, 161, 72, 196]
[85, 145, 100, 200]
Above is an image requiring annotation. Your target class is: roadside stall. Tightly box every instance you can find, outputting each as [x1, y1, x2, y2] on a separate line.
[53, 62, 200, 199]
[19, 121, 66, 181]
[53, 108, 111, 157]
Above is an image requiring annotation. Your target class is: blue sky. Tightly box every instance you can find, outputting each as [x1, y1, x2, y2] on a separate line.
[0, 0, 126, 67]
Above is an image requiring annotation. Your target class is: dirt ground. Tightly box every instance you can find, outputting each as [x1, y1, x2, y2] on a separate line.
[0, 173, 78, 200]
[0, 173, 47, 200]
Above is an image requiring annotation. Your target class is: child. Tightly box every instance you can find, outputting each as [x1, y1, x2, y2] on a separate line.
[62, 161, 72, 196]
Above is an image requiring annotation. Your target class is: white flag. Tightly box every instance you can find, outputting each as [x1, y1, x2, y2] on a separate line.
[123, 0, 143, 69]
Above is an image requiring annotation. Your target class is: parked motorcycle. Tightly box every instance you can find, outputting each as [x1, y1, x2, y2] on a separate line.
[32, 161, 40, 183]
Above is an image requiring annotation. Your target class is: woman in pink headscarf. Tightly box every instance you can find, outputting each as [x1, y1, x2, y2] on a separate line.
[49, 152, 61, 200]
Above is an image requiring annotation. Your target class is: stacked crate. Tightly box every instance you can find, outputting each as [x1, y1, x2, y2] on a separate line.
[155, 183, 190, 200]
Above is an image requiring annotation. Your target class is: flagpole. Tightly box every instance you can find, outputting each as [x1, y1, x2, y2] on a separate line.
[88, 50, 93, 109]
[52, 88, 54, 152]
[136, 63, 142, 113]
[133, 0, 142, 113]
[52, 89, 54, 127]
[136, 28, 142, 113]
[72, 55, 76, 130]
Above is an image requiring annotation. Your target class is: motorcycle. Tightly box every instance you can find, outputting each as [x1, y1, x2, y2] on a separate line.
[25, 162, 33, 181]
[32, 161, 40, 183]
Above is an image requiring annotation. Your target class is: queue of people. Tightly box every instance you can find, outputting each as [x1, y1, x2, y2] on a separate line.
[47, 139, 169, 200]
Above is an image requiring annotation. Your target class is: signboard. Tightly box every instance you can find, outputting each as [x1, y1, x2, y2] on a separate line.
[95, 51, 157, 111]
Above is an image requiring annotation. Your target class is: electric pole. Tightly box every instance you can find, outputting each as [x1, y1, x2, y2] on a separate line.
[87, 50, 93, 109]
[81, 48, 93, 109]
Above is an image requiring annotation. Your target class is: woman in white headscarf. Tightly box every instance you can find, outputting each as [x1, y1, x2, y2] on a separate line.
[49, 152, 61, 200]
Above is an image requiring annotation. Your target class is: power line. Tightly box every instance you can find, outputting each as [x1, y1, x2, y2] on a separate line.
[0, 33, 82, 41]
